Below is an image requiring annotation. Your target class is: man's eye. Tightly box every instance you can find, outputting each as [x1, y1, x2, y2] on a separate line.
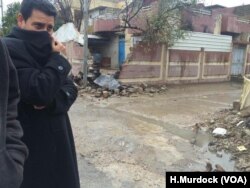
[47, 26, 53, 32]
[34, 24, 44, 29]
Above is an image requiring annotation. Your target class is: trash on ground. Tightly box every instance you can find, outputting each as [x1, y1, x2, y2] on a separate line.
[212, 127, 227, 136]
[236, 121, 244, 127]
[94, 75, 120, 90]
[237, 145, 247, 152]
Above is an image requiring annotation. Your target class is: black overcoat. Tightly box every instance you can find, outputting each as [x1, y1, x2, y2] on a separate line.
[4, 27, 80, 188]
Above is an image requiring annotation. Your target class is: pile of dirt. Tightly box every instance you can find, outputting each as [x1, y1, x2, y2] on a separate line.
[196, 108, 250, 171]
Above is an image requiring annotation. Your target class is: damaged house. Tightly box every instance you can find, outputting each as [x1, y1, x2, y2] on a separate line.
[67, 0, 250, 84]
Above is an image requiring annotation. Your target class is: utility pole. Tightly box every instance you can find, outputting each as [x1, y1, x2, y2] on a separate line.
[82, 0, 89, 87]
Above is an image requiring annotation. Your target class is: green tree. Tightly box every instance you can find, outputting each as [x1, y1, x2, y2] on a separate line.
[1, 2, 21, 36]
[119, 0, 198, 46]
[143, 0, 197, 46]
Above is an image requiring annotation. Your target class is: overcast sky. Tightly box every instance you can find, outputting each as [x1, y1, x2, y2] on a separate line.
[2, 0, 250, 11]
[204, 0, 250, 7]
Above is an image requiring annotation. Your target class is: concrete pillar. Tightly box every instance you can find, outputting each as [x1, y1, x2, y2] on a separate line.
[243, 44, 249, 76]
[125, 29, 132, 58]
[198, 48, 205, 80]
[163, 45, 168, 81]
[228, 42, 233, 79]
[214, 14, 222, 35]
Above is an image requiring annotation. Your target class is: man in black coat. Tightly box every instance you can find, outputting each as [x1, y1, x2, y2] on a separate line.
[3, 0, 80, 188]
[0, 39, 28, 188]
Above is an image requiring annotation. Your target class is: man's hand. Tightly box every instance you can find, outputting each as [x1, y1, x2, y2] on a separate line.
[51, 36, 66, 53]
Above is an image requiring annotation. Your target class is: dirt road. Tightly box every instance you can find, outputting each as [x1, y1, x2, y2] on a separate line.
[69, 82, 242, 188]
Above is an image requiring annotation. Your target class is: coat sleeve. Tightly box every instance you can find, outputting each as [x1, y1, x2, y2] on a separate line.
[0, 39, 28, 188]
[13, 53, 72, 106]
[5, 43, 28, 168]
[47, 77, 78, 114]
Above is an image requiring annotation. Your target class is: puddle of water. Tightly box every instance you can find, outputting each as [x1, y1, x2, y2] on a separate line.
[195, 132, 236, 171]
[203, 150, 235, 171]
[153, 120, 236, 171]
[156, 122, 236, 171]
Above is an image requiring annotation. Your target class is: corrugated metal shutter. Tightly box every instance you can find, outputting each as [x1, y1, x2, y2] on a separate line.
[170, 32, 232, 52]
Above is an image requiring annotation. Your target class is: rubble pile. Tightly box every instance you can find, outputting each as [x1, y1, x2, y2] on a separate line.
[77, 82, 169, 98]
[196, 108, 250, 171]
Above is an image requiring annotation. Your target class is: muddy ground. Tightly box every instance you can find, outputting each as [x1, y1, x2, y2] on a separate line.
[69, 82, 246, 188]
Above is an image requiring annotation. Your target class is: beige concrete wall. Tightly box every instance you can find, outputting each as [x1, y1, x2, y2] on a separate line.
[166, 49, 231, 84]
[119, 44, 164, 83]
[119, 44, 232, 84]
[101, 35, 119, 69]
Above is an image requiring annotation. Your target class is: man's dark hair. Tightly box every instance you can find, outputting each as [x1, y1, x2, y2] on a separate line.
[20, 0, 57, 20]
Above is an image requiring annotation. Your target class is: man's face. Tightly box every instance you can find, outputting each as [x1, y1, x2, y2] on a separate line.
[17, 9, 55, 35]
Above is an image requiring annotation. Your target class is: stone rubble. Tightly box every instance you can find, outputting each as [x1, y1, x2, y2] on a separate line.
[76, 80, 169, 99]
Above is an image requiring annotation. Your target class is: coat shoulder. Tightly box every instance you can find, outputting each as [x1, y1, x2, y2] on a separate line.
[3, 37, 34, 66]
[3, 37, 24, 51]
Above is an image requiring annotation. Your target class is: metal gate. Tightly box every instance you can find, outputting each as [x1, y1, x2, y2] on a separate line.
[231, 45, 246, 76]
[119, 37, 125, 65]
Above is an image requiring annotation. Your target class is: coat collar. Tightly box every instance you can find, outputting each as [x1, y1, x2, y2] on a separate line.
[8, 27, 53, 65]
[9, 27, 51, 47]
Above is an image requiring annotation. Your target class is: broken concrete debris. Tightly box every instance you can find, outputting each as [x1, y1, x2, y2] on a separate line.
[74, 75, 168, 99]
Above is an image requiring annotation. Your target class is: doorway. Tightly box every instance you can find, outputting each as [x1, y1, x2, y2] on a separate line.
[231, 45, 246, 76]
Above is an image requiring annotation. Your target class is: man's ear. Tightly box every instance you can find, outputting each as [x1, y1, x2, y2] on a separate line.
[17, 13, 25, 28]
